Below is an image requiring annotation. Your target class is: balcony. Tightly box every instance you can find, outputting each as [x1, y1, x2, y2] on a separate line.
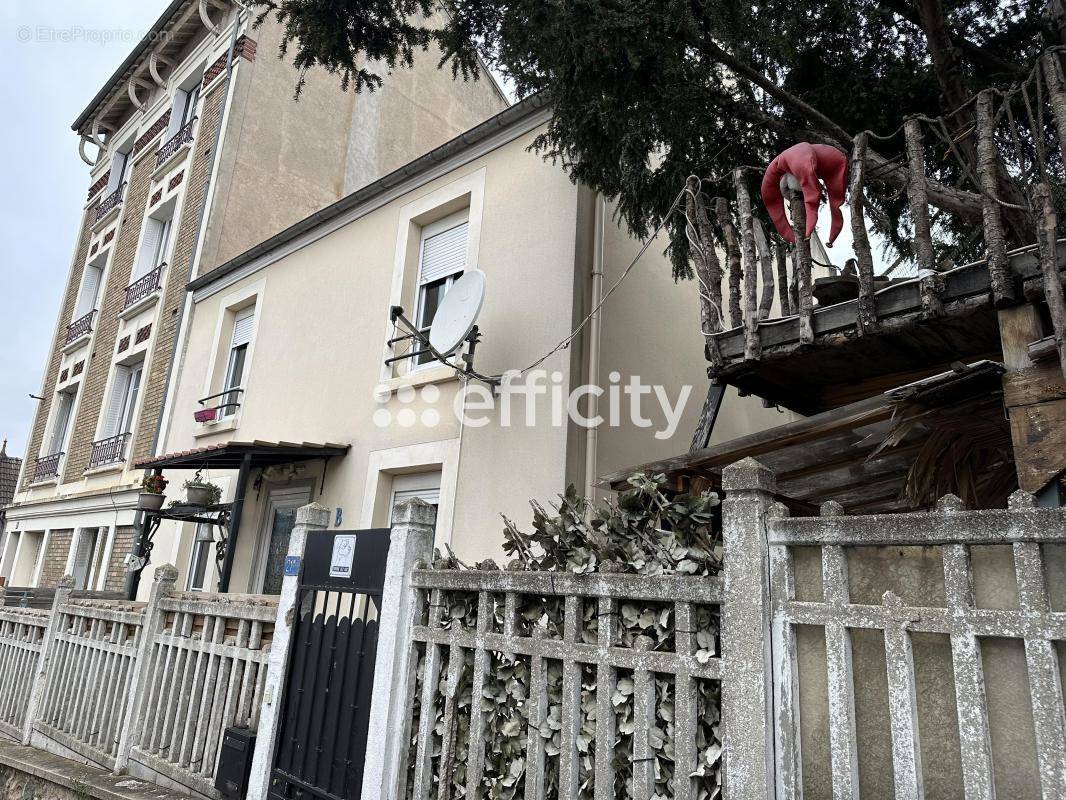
[65, 310, 96, 346]
[156, 117, 197, 171]
[123, 264, 165, 311]
[94, 182, 126, 224]
[87, 432, 131, 470]
[32, 452, 63, 483]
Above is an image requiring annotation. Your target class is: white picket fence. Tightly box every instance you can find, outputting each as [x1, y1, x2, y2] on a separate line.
[0, 606, 49, 739]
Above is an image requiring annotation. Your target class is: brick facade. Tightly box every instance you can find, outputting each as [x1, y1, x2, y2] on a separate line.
[62, 150, 154, 484]
[132, 83, 226, 464]
[21, 210, 96, 490]
[103, 526, 135, 592]
[37, 530, 73, 588]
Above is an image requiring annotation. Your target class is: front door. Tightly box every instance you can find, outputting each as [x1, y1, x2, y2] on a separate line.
[255, 486, 312, 594]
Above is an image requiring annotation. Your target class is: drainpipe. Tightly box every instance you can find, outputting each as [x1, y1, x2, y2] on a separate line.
[583, 194, 606, 502]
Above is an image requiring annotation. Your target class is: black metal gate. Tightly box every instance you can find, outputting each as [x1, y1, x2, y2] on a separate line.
[269, 528, 391, 800]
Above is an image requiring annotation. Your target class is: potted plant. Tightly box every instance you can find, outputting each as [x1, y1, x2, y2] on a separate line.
[139, 474, 168, 511]
[184, 471, 222, 507]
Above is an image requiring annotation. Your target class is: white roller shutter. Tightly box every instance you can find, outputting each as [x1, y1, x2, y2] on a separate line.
[419, 221, 468, 285]
[231, 307, 255, 348]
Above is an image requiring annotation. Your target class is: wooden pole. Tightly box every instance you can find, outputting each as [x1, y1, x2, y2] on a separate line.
[974, 90, 1014, 307]
[788, 192, 815, 345]
[1043, 53, 1066, 161]
[848, 132, 879, 335]
[717, 197, 744, 329]
[735, 170, 762, 361]
[685, 178, 724, 369]
[754, 218, 776, 320]
[904, 118, 942, 318]
[1033, 182, 1066, 377]
[774, 240, 792, 315]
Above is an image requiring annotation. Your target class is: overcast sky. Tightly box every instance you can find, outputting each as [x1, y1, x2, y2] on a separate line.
[0, 2, 164, 458]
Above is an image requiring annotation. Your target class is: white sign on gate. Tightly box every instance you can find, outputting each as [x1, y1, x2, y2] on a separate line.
[329, 535, 356, 578]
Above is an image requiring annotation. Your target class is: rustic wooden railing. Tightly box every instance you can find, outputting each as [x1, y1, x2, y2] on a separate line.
[94, 183, 126, 223]
[687, 69, 1066, 382]
[123, 264, 165, 310]
[65, 309, 96, 345]
[156, 117, 197, 169]
[87, 432, 131, 469]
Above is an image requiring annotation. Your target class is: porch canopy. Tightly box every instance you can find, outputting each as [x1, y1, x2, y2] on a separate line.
[131, 441, 349, 596]
[601, 361, 1009, 515]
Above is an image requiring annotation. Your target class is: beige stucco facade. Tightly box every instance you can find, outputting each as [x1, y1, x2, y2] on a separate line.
[2, 0, 505, 594]
[149, 99, 786, 596]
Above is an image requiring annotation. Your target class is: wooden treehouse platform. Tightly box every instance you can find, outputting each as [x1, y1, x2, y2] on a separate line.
[707, 241, 1066, 416]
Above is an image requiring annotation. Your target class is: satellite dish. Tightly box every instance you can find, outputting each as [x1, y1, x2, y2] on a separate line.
[429, 269, 486, 356]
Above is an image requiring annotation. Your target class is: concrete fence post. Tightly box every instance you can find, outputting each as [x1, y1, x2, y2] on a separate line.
[247, 502, 330, 799]
[361, 498, 436, 800]
[114, 562, 178, 772]
[21, 575, 74, 745]
[720, 457, 777, 800]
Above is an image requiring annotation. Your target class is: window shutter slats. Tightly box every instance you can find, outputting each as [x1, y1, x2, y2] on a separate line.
[231, 307, 255, 348]
[134, 219, 163, 280]
[76, 266, 102, 317]
[165, 90, 188, 139]
[419, 222, 468, 285]
[102, 366, 130, 438]
[104, 152, 127, 195]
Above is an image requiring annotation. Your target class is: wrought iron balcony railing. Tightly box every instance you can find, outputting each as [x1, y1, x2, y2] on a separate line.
[65, 310, 97, 345]
[87, 432, 131, 470]
[195, 388, 243, 423]
[156, 117, 197, 169]
[124, 264, 165, 310]
[32, 452, 63, 482]
[94, 183, 126, 223]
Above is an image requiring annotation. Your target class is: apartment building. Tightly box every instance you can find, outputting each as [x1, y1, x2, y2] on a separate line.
[137, 96, 787, 598]
[1, 0, 505, 593]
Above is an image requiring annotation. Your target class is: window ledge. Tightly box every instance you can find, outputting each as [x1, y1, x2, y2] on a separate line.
[151, 142, 191, 182]
[378, 365, 459, 397]
[28, 477, 59, 489]
[91, 205, 122, 234]
[83, 463, 125, 478]
[118, 289, 162, 321]
[61, 333, 91, 355]
[194, 417, 239, 438]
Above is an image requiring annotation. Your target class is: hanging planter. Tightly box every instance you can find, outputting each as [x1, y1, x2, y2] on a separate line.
[139, 473, 168, 511]
[194, 407, 217, 423]
[184, 469, 222, 507]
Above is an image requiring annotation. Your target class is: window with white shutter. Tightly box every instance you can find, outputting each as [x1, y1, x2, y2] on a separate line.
[101, 362, 143, 438]
[47, 390, 76, 456]
[104, 150, 128, 195]
[221, 305, 255, 418]
[71, 528, 99, 590]
[414, 211, 469, 366]
[74, 264, 103, 319]
[133, 217, 172, 279]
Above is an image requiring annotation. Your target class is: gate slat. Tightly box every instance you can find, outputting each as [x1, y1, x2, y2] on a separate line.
[558, 596, 582, 800]
[822, 545, 859, 800]
[464, 592, 491, 799]
[594, 597, 618, 800]
[411, 589, 444, 800]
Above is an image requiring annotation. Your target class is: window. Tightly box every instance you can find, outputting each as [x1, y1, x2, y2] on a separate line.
[133, 216, 172, 279]
[102, 362, 143, 439]
[414, 212, 468, 365]
[70, 527, 106, 591]
[48, 390, 76, 456]
[73, 264, 103, 319]
[389, 472, 441, 528]
[167, 83, 201, 139]
[104, 149, 129, 196]
[187, 524, 215, 591]
[221, 306, 254, 417]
